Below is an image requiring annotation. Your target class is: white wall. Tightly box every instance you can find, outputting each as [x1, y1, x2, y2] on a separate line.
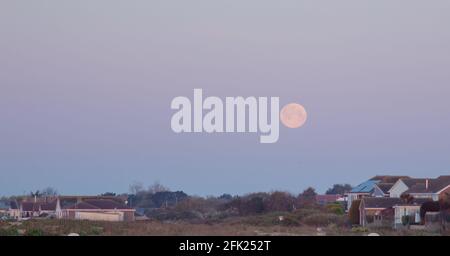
[389, 180, 408, 198]
[74, 211, 124, 222]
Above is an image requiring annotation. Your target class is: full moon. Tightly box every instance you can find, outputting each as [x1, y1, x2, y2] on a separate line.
[280, 103, 307, 128]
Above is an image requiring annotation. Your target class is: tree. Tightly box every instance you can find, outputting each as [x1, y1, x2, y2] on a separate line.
[227, 193, 269, 215]
[148, 181, 169, 194]
[151, 191, 187, 208]
[30, 190, 41, 198]
[420, 201, 440, 223]
[241, 196, 265, 215]
[301, 187, 317, 197]
[298, 187, 317, 206]
[400, 194, 414, 204]
[100, 192, 116, 196]
[326, 184, 352, 195]
[41, 187, 58, 196]
[265, 191, 295, 212]
[218, 194, 233, 201]
[129, 181, 144, 195]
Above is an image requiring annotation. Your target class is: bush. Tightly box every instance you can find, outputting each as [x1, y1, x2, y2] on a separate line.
[303, 213, 342, 226]
[401, 215, 411, 226]
[292, 208, 322, 220]
[0, 227, 19, 236]
[280, 215, 301, 227]
[326, 203, 345, 215]
[351, 226, 368, 233]
[420, 201, 440, 221]
[25, 228, 45, 236]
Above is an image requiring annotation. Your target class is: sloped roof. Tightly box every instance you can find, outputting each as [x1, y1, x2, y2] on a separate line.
[65, 202, 100, 209]
[352, 176, 410, 193]
[17, 200, 58, 211]
[405, 176, 450, 194]
[401, 178, 427, 188]
[375, 183, 394, 194]
[21, 202, 40, 212]
[350, 180, 379, 193]
[65, 199, 131, 210]
[362, 197, 403, 209]
[40, 201, 57, 211]
[85, 199, 131, 209]
[369, 175, 410, 183]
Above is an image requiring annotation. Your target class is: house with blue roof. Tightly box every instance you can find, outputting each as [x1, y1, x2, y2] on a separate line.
[346, 176, 409, 210]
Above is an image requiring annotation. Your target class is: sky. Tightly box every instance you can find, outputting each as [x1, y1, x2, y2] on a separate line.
[1, 1, 450, 196]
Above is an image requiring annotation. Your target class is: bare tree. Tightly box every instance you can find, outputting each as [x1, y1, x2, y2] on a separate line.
[41, 187, 58, 196]
[129, 181, 144, 195]
[148, 181, 169, 194]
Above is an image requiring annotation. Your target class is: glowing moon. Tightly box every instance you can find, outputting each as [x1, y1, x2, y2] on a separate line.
[280, 103, 307, 128]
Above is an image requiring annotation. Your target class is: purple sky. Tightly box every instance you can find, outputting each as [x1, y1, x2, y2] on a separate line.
[1, 1, 450, 196]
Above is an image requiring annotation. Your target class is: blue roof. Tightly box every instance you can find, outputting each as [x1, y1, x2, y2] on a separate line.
[350, 180, 380, 193]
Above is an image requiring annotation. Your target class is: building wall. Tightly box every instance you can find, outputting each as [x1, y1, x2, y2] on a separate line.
[123, 211, 135, 221]
[394, 206, 421, 227]
[62, 210, 134, 222]
[390, 181, 408, 198]
[372, 186, 386, 197]
[74, 211, 124, 222]
[409, 193, 436, 201]
[439, 186, 450, 201]
[347, 193, 369, 211]
[361, 209, 381, 227]
[8, 209, 19, 219]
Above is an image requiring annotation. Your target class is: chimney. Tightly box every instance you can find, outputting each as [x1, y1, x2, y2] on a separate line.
[425, 179, 429, 190]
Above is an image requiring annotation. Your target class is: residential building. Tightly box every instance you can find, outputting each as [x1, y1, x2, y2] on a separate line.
[404, 176, 450, 201]
[346, 175, 408, 210]
[61, 199, 135, 221]
[393, 198, 431, 228]
[8, 196, 135, 221]
[359, 197, 402, 227]
[388, 178, 427, 198]
[372, 183, 394, 197]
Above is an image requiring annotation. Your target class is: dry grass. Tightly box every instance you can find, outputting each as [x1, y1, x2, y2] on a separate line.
[0, 216, 446, 236]
[1, 219, 326, 236]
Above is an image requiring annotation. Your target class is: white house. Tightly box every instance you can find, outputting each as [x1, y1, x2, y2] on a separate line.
[393, 198, 431, 228]
[388, 178, 427, 198]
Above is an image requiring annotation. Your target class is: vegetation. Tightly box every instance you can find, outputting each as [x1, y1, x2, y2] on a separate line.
[420, 201, 440, 222]
[326, 184, 352, 195]
[1, 182, 447, 236]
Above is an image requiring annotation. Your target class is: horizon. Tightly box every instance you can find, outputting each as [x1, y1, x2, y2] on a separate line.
[2, 173, 450, 198]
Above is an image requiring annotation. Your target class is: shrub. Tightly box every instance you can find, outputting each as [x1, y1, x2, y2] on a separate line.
[420, 201, 440, 223]
[401, 215, 411, 226]
[0, 227, 19, 236]
[280, 215, 301, 227]
[292, 208, 322, 220]
[25, 228, 45, 236]
[303, 213, 341, 226]
[351, 226, 368, 233]
[326, 203, 345, 215]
